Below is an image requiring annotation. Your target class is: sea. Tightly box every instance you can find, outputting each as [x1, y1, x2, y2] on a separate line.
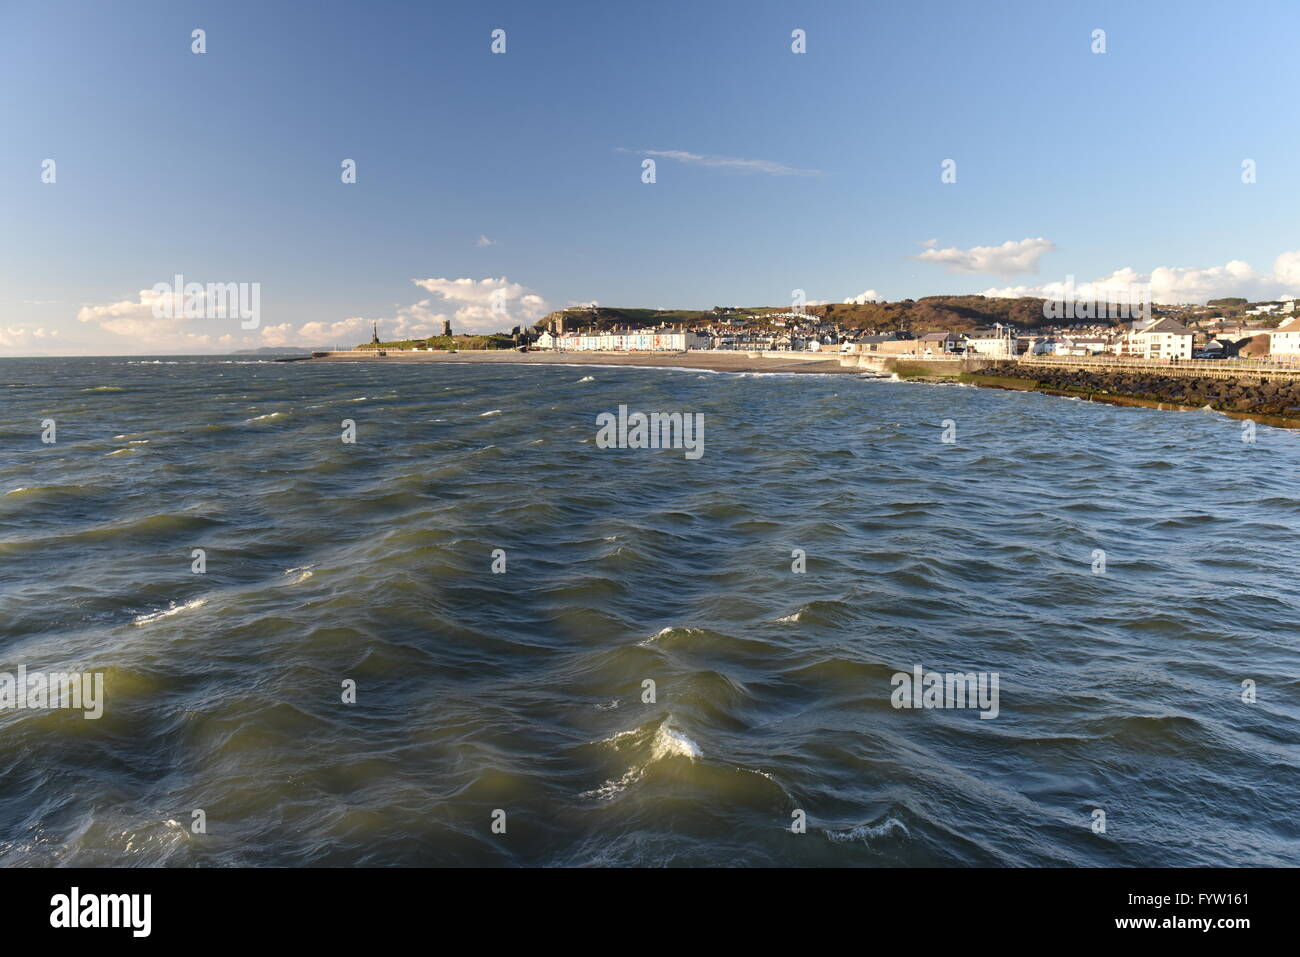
[0, 355, 1296, 866]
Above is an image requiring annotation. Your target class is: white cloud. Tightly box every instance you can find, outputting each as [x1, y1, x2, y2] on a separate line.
[476, 235, 496, 247]
[1272, 250, 1300, 287]
[617, 148, 821, 176]
[982, 251, 1300, 304]
[295, 277, 549, 344]
[918, 239, 938, 248]
[0, 326, 60, 351]
[293, 307, 445, 346]
[75, 288, 228, 350]
[411, 276, 548, 333]
[915, 237, 1056, 277]
[70, 276, 548, 351]
[843, 289, 882, 304]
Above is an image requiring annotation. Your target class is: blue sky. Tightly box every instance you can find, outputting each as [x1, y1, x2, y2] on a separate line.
[3, 0, 1299, 354]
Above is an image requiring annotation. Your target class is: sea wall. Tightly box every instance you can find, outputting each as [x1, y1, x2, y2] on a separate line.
[977, 362, 1300, 417]
[842, 354, 1000, 376]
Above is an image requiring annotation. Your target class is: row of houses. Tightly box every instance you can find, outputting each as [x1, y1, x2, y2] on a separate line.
[834, 320, 1200, 359]
[1039, 315, 1300, 359]
[884, 316, 1300, 360]
[536, 328, 711, 352]
[534, 313, 1300, 361]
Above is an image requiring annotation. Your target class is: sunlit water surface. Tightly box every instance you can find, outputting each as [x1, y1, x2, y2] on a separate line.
[0, 357, 1296, 866]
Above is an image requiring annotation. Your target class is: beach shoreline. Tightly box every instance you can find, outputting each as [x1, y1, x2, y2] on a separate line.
[305, 349, 864, 375]
[303, 348, 1300, 428]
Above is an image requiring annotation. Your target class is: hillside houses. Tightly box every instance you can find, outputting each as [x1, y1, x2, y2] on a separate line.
[532, 298, 1300, 361]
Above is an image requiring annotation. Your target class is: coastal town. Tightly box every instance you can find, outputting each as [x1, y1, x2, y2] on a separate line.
[351, 295, 1300, 364]
[323, 295, 1300, 426]
[527, 298, 1300, 362]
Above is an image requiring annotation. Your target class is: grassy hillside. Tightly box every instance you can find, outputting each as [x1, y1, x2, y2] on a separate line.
[811, 296, 1055, 333]
[541, 297, 1084, 334]
[540, 307, 717, 330]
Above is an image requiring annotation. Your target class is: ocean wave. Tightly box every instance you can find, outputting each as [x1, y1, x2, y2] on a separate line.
[581, 721, 702, 801]
[824, 817, 911, 844]
[1, 483, 106, 501]
[5, 356, 1297, 867]
[133, 596, 208, 626]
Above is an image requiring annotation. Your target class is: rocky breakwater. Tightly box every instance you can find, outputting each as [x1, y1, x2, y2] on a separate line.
[972, 362, 1300, 424]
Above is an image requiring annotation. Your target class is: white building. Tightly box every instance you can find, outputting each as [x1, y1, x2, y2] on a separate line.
[1121, 318, 1193, 359]
[964, 335, 1016, 358]
[1052, 336, 1110, 356]
[1270, 315, 1300, 355]
[554, 329, 709, 352]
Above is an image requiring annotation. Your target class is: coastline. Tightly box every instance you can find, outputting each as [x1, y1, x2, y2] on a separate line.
[305, 349, 1300, 428]
[305, 349, 863, 375]
[964, 374, 1300, 430]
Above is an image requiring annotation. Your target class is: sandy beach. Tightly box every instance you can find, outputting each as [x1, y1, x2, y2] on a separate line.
[305, 349, 862, 375]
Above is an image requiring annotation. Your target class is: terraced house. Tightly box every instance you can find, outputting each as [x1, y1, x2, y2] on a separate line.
[1120, 317, 1194, 359]
[550, 328, 711, 352]
[1269, 315, 1300, 355]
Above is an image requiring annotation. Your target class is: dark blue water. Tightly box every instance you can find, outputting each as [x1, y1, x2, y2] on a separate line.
[0, 356, 1296, 865]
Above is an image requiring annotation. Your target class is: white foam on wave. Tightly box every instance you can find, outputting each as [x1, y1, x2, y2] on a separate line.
[581, 721, 702, 801]
[637, 625, 713, 647]
[650, 725, 701, 761]
[824, 817, 911, 843]
[106, 448, 136, 457]
[133, 597, 207, 626]
[638, 625, 687, 647]
[246, 412, 289, 423]
[284, 564, 316, 585]
[580, 767, 643, 802]
[479, 409, 502, 417]
[577, 375, 595, 383]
